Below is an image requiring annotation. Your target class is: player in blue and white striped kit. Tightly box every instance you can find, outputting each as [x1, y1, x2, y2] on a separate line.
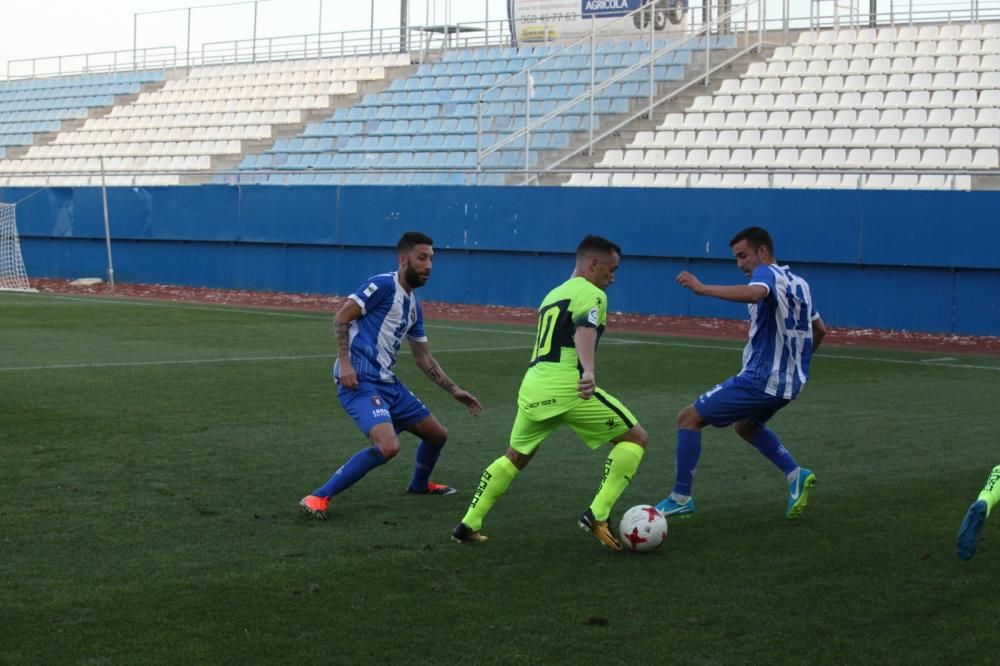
[300, 232, 482, 520]
[657, 226, 827, 520]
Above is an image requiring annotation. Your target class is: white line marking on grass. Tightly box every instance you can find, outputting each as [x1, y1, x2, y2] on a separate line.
[609, 337, 1000, 371]
[818, 353, 1000, 372]
[0, 354, 335, 372]
[22, 293, 332, 320]
[430, 323, 537, 336]
[0, 345, 533, 373]
[7, 294, 997, 372]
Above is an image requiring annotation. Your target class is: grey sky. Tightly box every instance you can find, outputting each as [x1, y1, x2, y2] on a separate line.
[0, 0, 506, 75]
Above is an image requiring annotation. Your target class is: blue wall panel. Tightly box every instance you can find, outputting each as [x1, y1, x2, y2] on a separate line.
[954, 269, 1000, 337]
[8, 185, 1000, 335]
[860, 190, 998, 269]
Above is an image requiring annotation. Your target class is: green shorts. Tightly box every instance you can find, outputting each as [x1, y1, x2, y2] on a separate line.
[509, 388, 637, 455]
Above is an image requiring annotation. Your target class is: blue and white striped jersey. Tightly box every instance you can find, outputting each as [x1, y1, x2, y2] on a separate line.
[740, 264, 820, 399]
[334, 271, 427, 383]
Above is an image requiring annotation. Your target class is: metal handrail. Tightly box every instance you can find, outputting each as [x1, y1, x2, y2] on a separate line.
[532, 4, 767, 186]
[6, 46, 178, 80]
[199, 18, 514, 67]
[805, 0, 1000, 30]
[1, 164, 996, 188]
[1, 20, 514, 82]
[477, 0, 763, 182]
[475, 2, 695, 172]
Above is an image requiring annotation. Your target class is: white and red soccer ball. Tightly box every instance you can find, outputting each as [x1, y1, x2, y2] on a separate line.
[619, 505, 668, 552]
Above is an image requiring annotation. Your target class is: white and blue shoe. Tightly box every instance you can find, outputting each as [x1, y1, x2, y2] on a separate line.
[957, 500, 988, 561]
[655, 495, 695, 518]
[786, 467, 816, 519]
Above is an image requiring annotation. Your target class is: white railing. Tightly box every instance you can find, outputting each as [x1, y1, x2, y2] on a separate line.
[198, 18, 513, 65]
[1, 165, 996, 189]
[6, 1, 1000, 81]
[0, 20, 513, 82]
[476, 0, 766, 182]
[6, 47, 178, 80]
[807, 0, 1000, 29]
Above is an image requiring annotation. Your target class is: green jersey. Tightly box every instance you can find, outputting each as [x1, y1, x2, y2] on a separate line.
[517, 276, 607, 419]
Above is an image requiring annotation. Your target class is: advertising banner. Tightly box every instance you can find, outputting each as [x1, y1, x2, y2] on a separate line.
[508, 0, 688, 45]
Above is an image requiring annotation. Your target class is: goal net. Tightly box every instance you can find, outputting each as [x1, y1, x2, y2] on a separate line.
[0, 202, 33, 292]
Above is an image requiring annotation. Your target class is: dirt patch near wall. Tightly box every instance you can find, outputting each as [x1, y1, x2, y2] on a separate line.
[34, 278, 1000, 356]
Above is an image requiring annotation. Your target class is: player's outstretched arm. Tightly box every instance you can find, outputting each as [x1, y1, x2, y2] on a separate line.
[574, 326, 598, 399]
[334, 299, 364, 390]
[676, 271, 767, 303]
[408, 339, 483, 415]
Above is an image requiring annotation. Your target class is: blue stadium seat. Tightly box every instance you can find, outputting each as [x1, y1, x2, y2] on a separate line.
[411, 134, 429, 151]
[396, 152, 415, 168]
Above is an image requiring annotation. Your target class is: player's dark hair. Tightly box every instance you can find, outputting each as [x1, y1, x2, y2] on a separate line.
[397, 231, 433, 253]
[576, 234, 621, 259]
[729, 226, 773, 255]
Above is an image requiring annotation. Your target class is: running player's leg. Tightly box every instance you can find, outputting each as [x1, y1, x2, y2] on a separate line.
[957, 465, 1000, 560]
[300, 384, 398, 518]
[453, 411, 554, 543]
[655, 400, 707, 517]
[565, 389, 645, 551]
[379, 379, 450, 494]
[404, 414, 455, 495]
[977, 465, 1000, 515]
[730, 393, 815, 519]
[659, 377, 777, 517]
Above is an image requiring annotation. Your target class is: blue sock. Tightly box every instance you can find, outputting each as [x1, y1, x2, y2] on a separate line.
[750, 427, 798, 477]
[314, 446, 387, 498]
[673, 429, 702, 496]
[409, 439, 444, 492]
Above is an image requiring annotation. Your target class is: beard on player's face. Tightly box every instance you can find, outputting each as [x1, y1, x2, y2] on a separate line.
[404, 264, 428, 288]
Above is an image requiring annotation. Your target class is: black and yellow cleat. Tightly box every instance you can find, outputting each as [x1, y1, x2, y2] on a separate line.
[578, 508, 622, 552]
[451, 522, 489, 544]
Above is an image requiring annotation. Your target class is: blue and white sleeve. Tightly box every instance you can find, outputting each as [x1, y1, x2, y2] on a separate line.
[749, 265, 775, 299]
[348, 274, 391, 314]
[408, 300, 428, 342]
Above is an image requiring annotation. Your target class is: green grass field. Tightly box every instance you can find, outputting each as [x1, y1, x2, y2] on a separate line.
[2, 291, 999, 664]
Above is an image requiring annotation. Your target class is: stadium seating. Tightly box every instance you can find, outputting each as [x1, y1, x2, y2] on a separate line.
[226, 37, 728, 185]
[0, 70, 165, 182]
[0, 55, 406, 186]
[571, 22, 1000, 189]
[0, 24, 996, 190]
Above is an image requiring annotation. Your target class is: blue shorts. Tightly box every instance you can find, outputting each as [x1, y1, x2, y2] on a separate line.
[338, 379, 431, 437]
[693, 375, 790, 428]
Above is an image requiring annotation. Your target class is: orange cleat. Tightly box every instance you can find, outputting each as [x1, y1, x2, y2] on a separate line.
[407, 481, 457, 496]
[299, 494, 329, 520]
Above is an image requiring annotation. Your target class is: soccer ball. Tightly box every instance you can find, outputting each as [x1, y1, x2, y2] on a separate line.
[619, 505, 668, 552]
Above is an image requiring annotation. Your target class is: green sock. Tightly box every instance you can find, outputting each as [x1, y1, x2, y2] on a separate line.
[977, 465, 1000, 517]
[460, 456, 519, 531]
[589, 441, 645, 521]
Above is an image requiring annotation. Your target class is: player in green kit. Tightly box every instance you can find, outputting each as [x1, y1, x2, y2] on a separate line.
[957, 465, 1000, 560]
[451, 235, 650, 551]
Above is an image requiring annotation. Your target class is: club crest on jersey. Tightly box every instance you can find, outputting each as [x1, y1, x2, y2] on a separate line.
[363, 283, 378, 297]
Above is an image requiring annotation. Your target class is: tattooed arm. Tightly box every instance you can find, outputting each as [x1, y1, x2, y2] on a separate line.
[333, 299, 363, 390]
[409, 339, 483, 415]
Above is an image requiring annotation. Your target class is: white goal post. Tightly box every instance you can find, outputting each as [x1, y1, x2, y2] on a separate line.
[0, 202, 35, 292]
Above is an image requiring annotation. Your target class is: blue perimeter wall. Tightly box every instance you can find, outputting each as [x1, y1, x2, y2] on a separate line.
[7, 184, 999, 336]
